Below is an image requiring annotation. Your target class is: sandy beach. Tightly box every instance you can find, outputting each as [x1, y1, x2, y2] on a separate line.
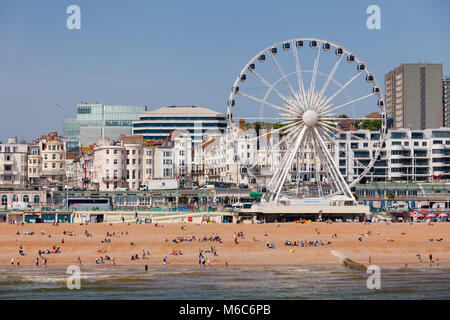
[1, 221, 449, 268]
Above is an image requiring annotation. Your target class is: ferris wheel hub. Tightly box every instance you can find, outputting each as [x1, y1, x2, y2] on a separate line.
[302, 109, 318, 128]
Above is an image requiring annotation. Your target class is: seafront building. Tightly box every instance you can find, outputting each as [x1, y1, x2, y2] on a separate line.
[132, 106, 227, 145]
[385, 63, 443, 130]
[64, 103, 148, 150]
[0, 138, 29, 189]
[338, 128, 450, 183]
[35, 132, 66, 186]
[443, 76, 450, 127]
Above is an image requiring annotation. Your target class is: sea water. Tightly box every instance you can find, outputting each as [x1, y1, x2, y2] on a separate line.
[0, 265, 449, 300]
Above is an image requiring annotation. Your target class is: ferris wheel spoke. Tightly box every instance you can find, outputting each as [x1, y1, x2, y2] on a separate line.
[272, 127, 307, 203]
[240, 117, 295, 121]
[317, 72, 364, 113]
[292, 43, 308, 107]
[319, 122, 367, 142]
[320, 117, 382, 121]
[310, 129, 342, 195]
[269, 53, 297, 100]
[318, 126, 368, 170]
[313, 55, 344, 111]
[308, 132, 325, 197]
[237, 91, 298, 116]
[320, 93, 376, 115]
[248, 69, 292, 106]
[309, 43, 322, 108]
[312, 127, 353, 199]
[240, 121, 299, 142]
[268, 126, 302, 190]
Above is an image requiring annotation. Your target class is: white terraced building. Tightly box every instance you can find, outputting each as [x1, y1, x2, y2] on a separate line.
[334, 127, 450, 182]
[132, 106, 227, 145]
[195, 124, 450, 188]
[0, 138, 29, 189]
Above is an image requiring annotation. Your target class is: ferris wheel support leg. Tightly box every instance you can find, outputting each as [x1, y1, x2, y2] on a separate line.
[266, 127, 301, 192]
[312, 127, 355, 202]
[272, 127, 307, 204]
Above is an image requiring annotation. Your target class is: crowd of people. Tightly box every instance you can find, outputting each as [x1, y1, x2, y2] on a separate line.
[284, 240, 331, 247]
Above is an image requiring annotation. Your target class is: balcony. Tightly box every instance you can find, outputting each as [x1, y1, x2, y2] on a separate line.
[0, 169, 18, 176]
[102, 177, 126, 183]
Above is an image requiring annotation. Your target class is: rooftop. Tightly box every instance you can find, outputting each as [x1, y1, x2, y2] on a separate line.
[140, 106, 225, 118]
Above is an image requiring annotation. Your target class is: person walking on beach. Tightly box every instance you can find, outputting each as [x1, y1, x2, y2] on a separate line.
[10, 258, 14, 266]
[35, 258, 39, 267]
[163, 256, 167, 265]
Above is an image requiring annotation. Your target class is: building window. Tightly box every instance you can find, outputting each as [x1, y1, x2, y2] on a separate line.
[1, 195, 7, 206]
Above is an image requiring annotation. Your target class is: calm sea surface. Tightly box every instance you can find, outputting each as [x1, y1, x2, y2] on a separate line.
[0, 265, 449, 300]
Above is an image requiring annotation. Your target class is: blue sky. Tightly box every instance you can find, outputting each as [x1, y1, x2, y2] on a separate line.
[0, 0, 449, 141]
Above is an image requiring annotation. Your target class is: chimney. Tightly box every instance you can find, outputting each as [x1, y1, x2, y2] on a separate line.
[239, 119, 246, 131]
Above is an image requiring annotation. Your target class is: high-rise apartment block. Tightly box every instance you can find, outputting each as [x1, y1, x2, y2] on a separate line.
[385, 63, 443, 130]
[443, 76, 450, 127]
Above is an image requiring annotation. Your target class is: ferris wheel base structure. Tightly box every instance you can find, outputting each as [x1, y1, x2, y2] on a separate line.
[273, 194, 356, 207]
[250, 202, 371, 219]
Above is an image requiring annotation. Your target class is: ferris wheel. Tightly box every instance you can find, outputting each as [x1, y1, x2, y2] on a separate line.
[226, 38, 387, 204]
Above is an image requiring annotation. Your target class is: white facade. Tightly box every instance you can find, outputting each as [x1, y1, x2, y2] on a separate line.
[39, 133, 66, 185]
[172, 131, 193, 188]
[334, 128, 450, 182]
[124, 143, 143, 190]
[0, 138, 29, 189]
[92, 139, 127, 191]
[132, 106, 227, 145]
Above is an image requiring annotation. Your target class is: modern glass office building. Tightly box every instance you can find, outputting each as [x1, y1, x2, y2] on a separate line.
[64, 103, 147, 150]
[132, 106, 227, 144]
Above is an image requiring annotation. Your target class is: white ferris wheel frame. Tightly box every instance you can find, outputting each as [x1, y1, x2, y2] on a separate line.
[226, 38, 387, 204]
